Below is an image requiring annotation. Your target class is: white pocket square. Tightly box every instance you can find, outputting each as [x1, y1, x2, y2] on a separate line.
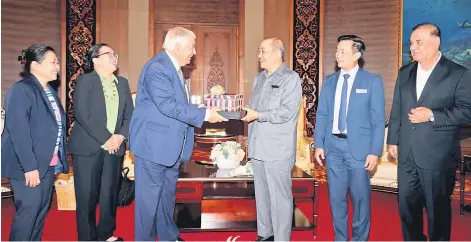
[356, 89, 368, 94]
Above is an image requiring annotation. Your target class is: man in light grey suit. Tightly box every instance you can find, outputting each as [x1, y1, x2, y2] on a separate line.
[242, 38, 302, 241]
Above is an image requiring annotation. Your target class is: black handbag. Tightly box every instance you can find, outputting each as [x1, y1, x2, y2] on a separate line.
[117, 167, 135, 207]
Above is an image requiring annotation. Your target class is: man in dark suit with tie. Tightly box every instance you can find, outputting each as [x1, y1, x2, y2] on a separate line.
[129, 27, 227, 241]
[387, 23, 471, 241]
[314, 35, 385, 241]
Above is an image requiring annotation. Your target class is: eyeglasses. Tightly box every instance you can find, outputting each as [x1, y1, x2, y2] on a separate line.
[96, 52, 119, 60]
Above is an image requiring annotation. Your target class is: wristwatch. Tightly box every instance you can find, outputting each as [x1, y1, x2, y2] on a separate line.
[429, 112, 435, 122]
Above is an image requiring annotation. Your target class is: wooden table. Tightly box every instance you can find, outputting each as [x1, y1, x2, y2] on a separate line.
[174, 160, 318, 237]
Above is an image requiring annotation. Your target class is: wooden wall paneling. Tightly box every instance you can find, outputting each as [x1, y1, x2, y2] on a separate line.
[238, 0, 246, 141]
[148, 0, 155, 59]
[238, 0, 245, 95]
[288, 0, 294, 70]
[264, 0, 291, 65]
[60, 0, 67, 108]
[99, 0, 129, 78]
[153, 0, 239, 25]
[318, 0, 325, 89]
[1, 0, 62, 104]
[197, 26, 238, 95]
[322, 0, 401, 116]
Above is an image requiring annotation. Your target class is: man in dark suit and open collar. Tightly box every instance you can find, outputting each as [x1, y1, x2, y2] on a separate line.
[387, 23, 471, 241]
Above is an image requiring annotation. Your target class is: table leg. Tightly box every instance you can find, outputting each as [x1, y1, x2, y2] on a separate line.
[313, 180, 319, 238]
[460, 159, 465, 217]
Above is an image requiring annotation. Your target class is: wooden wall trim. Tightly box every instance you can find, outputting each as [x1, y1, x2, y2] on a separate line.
[318, 0, 325, 89]
[154, 21, 238, 27]
[148, 0, 155, 58]
[289, 0, 294, 69]
[96, 0, 101, 43]
[398, 0, 403, 68]
[238, 0, 245, 94]
[154, 0, 239, 25]
[60, 0, 67, 109]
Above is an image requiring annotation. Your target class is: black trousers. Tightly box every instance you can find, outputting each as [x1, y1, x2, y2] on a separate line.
[73, 150, 123, 241]
[398, 152, 456, 241]
[9, 166, 55, 241]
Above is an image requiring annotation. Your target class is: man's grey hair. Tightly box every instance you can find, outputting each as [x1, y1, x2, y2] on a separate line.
[268, 38, 285, 62]
[162, 27, 196, 50]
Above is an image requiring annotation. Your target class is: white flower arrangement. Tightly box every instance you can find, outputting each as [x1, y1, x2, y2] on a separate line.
[210, 141, 245, 163]
[209, 85, 225, 95]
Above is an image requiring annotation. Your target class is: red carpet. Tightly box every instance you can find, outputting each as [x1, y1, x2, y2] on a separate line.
[2, 184, 471, 241]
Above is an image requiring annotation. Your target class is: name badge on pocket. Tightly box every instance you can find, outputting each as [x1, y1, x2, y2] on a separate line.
[356, 89, 368, 94]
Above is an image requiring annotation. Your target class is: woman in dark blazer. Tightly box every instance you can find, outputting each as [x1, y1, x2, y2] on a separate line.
[1, 44, 69, 241]
[67, 43, 134, 241]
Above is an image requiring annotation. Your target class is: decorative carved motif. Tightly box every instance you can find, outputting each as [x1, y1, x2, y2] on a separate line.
[293, 0, 320, 137]
[206, 48, 226, 92]
[66, 0, 96, 135]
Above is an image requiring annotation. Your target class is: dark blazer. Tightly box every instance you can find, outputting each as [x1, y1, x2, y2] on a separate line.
[1, 75, 69, 180]
[129, 51, 206, 166]
[387, 56, 471, 170]
[67, 71, 134, 156]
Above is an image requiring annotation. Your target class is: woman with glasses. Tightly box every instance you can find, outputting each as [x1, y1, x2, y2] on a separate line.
[2, 44, 69, 241]
[67, 43, 134, 241]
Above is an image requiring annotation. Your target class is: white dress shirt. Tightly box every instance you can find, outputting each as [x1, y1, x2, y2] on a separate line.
[165, 50, 210, 120]
[416, 52, 441, 100]
[332, 65, 359, 134]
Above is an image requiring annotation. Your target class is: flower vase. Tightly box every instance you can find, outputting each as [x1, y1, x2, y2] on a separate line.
[215, 157, 240, 169]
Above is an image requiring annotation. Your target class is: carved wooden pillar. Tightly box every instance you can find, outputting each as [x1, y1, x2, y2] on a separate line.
[292, 0, 321, 137]
[65, 0, 98, 135]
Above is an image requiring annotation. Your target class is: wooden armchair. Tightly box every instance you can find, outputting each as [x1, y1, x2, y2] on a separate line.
[295, 97, 314, 172]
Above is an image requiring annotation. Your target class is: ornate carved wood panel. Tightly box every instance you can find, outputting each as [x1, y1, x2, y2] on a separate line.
[293, 0, 321, 137]
[65, 0, 97, 135]
[197, 26, 237, 95]
[153, 25, 238, 97]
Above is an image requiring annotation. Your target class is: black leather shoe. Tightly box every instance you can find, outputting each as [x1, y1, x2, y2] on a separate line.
[255, 235, 274, 241]
[176, 236, 185, 242]
[113, 237, 124, 241]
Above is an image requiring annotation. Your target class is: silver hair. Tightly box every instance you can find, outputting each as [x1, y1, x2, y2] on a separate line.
[162, 27, 196, 50]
